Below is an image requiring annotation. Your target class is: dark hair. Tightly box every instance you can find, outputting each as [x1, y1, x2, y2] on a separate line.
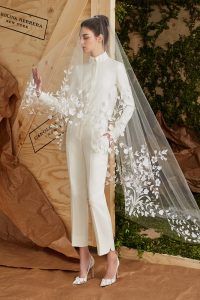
[80, 15, 109, 46]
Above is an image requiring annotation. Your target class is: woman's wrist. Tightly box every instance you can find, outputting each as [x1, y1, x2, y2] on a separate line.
[106, 131, 114, 143]
[35, 87, 42, 98]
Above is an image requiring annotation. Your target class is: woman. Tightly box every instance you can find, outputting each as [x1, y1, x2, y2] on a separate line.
[28, 13, 200, 287]
[31, 15, 133, 287]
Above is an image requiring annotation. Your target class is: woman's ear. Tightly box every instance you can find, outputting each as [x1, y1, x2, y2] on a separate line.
[97, 34, 104, 43]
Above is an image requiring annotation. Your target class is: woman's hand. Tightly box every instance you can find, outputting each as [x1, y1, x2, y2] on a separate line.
[32, 66, 42, 93]
[102, 132, 114, 147]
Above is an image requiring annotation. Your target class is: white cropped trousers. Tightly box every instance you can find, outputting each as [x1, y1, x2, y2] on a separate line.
[65, 122, 115, 256]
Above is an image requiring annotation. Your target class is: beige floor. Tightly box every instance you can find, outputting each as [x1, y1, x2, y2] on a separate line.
[0, 240, 199, 300]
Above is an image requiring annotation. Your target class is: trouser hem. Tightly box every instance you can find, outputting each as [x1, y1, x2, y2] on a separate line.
[97, 245, 116, 256]
[72, 241, 88, 247]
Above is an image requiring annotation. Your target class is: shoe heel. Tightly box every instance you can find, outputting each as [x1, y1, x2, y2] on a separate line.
[116, 259, 119, 278]
[90, 266, 95, 278]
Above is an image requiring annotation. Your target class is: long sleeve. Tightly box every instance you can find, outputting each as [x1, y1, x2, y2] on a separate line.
[38, 91, 58, 108]
[110, 62, 135, 142]
[36, 66, 79, 117]
[36, 90, 70, 117]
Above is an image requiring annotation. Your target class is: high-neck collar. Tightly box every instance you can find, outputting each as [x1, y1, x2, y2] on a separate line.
[89, 51, 109, 63]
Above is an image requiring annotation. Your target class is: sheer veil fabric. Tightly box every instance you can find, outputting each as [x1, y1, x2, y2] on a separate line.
[21, 15, 200, 244]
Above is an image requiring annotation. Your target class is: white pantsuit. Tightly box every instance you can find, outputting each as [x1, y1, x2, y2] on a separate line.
[66, 122, 115, 255]
[38, 51, 135, 255]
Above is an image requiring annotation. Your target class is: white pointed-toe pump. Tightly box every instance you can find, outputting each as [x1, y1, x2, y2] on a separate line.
[73, 255, 95, 285]
[100, 256, 120, 287]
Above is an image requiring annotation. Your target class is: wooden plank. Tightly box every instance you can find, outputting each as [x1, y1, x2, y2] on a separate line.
[1, 0, 116, 249]
[13, 0, 88, 156]
[120, 246, 200, 270]
[15, 0, 92, 246]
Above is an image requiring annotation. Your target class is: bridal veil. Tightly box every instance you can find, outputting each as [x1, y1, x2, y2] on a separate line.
[21, 15, 200, 244]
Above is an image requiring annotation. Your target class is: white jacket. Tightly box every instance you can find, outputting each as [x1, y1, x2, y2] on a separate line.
[38, 51, 135, 146]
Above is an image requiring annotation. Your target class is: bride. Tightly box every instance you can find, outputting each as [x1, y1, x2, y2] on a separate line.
[32, 15, 124, 287]
[23, 14, 200, 287]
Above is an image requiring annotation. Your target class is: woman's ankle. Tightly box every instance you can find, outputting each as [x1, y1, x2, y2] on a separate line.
[107, 249, 117, 260]
[79, 246, 90, 257]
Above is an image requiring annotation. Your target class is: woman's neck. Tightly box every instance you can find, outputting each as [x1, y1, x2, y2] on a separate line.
[90, 49, 105, 58]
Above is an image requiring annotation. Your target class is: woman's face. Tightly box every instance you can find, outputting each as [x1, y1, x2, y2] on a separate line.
[79, 26, 104, 54]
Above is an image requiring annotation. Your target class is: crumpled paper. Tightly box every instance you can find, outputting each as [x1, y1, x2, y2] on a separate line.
[0, 64, 79, 268]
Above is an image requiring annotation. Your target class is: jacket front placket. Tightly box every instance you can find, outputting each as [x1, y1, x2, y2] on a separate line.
[78, 59, 98, 139]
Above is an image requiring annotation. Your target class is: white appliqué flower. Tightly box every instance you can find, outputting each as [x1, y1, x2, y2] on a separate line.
[109, 143, 200, 243]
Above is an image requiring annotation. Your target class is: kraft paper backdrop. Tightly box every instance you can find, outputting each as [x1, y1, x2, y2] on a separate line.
[0, 64, 199, 300]
[156, 111, 200, 193]
[0, 64, 80, 264]
[0, 243, 200, 300]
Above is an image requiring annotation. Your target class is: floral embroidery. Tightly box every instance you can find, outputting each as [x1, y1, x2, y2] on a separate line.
[92, 135, 110, 154]
[105, 143, 200, 243]
[22, 66, 85, 120]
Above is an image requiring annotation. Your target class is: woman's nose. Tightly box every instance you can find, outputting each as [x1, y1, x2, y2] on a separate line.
[80, 38, 85, 47]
